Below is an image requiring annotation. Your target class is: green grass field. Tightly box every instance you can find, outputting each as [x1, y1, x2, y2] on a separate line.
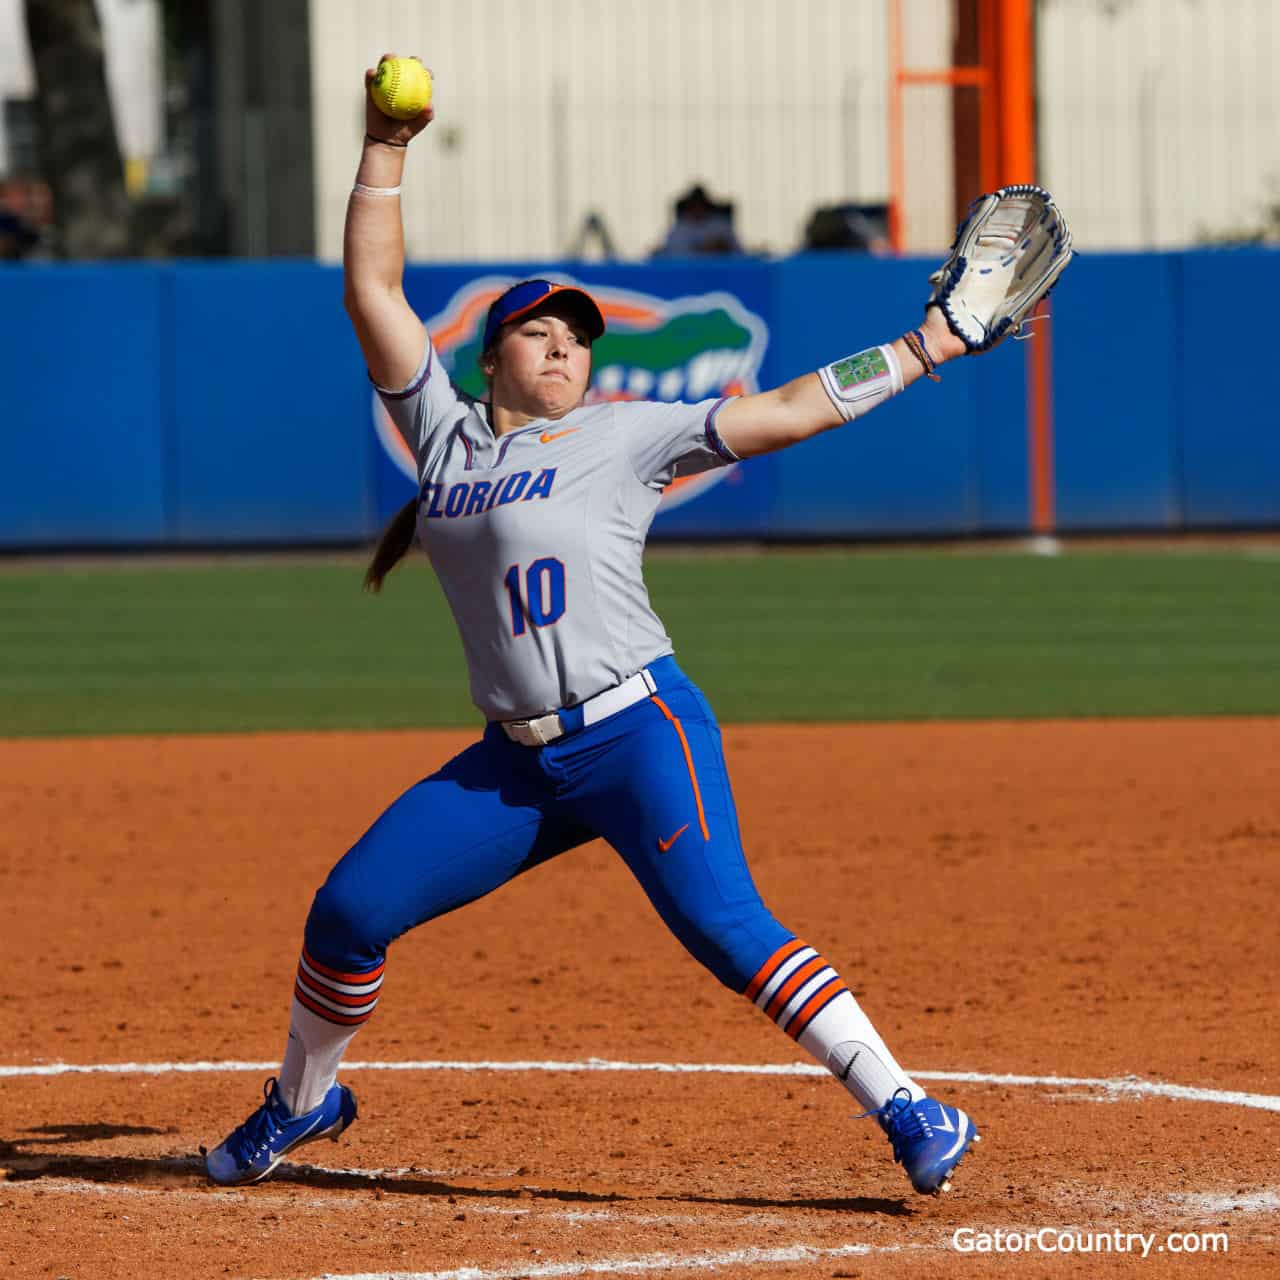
[1, 548, 1277, 736]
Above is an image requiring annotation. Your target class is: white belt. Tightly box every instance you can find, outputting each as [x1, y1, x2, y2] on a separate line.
[501, 667, 658, 747]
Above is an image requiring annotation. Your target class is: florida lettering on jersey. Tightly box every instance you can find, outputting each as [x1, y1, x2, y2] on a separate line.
[376, 337, 739, 720]
[421, 467, 557, 520]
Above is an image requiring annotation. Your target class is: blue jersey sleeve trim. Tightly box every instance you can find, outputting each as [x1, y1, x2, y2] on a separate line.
[456, 425, 476, 471]
[372, 340, 433, 401]
[704, 396, 740, 462]
[494, 423, 544, 467]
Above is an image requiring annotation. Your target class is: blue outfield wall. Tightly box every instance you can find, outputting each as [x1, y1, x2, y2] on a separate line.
[1178, 253, 1280, 525]
[0, 261, 375, 547]
[0, 265, 171, 545]
[170, 263, 375, 543]
[1051, 254, 1182, 530]
[1, 249, 1277, 547]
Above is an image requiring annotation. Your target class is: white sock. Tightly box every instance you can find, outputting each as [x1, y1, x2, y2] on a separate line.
[276, 949, 384, 1115]
[744, 939, 924, 1113]
[798, 991, 926, 1112]
[277, 997, 362, 1115]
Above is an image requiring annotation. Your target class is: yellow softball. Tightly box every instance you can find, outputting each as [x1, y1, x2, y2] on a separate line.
[371, 57, 433, 120]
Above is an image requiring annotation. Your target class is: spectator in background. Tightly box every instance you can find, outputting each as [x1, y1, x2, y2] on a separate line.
[0, 208, 40, 260]
[653, 183, 743, 256]
[802, 202, 891, 254]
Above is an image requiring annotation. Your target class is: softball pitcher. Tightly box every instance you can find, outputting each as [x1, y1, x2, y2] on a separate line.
[205, 57, 1072, 1196]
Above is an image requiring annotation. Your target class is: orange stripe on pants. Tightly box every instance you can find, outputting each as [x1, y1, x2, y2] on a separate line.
[650, 695, 709, 840]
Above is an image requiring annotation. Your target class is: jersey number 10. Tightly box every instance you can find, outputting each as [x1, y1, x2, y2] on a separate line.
[504, 558, 566, 635]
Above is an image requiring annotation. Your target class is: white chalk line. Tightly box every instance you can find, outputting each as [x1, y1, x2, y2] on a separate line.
[2, 1177, 761, 1228]
[14, 1172, 1278, 1222]
[1164, 1189, 1280, 1216]
[3, 1056, 1278, 1113]
[308, 1183, 1280, 1280]
[7, 1172, 1276, 1279]
[0, 1179, 915, 1277]
[308, 1188, 1277, 1280]
[316, 1243, 904, 1280]
[7, 1057, 1272, 1280]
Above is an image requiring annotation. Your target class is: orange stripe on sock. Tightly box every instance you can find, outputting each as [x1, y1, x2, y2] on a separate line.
[294, 983, 377, 1027]
[296, 969, 381, 1008]
[784, 980, 849, 1041]
[744, 939, 806, 1001]
[301, 948, 385, 986]
[764, 957, 828, 1021]
[650, 695, 709, 840]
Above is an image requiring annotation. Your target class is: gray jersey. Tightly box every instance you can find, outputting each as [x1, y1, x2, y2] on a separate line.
[377, 338, 739, 721]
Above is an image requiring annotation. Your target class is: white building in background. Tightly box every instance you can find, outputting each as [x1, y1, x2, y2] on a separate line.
[0, 0, 35, 175]
[308, 0, 909, 263]
[0, 0, 162, 187]
[2, 0, 1278, 256]
[1038, 0, 1280, 249]
[308, 0, 1280, 261]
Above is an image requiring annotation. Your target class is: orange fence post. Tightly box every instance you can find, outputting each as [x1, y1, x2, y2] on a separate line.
[980, 0, 1054, 536]
[994, 0, 1035, 184]
[890, 0, 1053, 537]
[976, 0, 1001, 193]
[889, 0, 991, 251]
[991, 0, 1055, 536]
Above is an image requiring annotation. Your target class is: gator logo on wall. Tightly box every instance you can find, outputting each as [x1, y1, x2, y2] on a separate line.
[373, 276, 770, 511]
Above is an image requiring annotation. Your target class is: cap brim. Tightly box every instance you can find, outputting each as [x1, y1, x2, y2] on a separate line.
[496, 285, 606, 341]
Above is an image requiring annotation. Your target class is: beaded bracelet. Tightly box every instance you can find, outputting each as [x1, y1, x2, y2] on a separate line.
[902, 328, 941, 383]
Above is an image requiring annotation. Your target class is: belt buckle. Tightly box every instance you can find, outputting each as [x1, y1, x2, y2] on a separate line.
[506, 713, 561, 747]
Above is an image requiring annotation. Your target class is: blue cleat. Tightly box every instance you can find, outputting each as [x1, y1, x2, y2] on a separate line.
[874, 1088, 979, 1195]
[205, 1076, 357, 1186]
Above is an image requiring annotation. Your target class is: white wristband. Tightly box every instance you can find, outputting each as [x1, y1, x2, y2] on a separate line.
[816, 344, 904, 422]
[352, 183, 402, 197]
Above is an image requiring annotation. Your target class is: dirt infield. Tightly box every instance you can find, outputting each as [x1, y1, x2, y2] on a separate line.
[3, 720, 1278, 1278]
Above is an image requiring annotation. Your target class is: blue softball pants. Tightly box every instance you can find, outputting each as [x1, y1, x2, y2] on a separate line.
[304, 656, 792, 993]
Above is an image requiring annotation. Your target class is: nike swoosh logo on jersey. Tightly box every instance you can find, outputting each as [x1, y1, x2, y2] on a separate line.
[539, 427, 580, 444]
[657, 823, 689, 853]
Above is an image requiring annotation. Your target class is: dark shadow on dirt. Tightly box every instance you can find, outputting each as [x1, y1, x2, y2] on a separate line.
[0, 1135, 911, 1216]
[16, 1124, 173, 1145]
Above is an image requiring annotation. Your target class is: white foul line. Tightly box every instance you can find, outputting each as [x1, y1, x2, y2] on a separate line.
[917, 1068, 1280, 1113]
[1, 1056, 1277, 1113]
[318, 1241, 899, 1280]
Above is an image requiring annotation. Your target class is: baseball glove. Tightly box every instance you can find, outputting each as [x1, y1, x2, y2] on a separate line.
[928, 184, 1073, 353]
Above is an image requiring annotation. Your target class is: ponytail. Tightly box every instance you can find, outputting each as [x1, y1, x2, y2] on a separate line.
[363, 498, 419, 592]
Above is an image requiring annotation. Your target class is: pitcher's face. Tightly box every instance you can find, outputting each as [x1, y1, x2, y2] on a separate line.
[486, 305, 593, 420]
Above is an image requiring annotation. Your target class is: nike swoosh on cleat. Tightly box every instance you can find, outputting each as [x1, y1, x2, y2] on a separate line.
[288, 1112, 329, 1148]
[539, 428, 580, 443]
[245, 1112, 330, 1183]
[656, 823, 689, 853]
